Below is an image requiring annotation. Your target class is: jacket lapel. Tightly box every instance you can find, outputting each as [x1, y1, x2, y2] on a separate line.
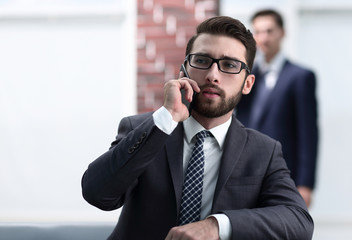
[165, 123, 185, 216]
[212, 118, 247, 209]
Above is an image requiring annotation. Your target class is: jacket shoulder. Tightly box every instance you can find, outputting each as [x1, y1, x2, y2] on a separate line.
[121, 112, 154, 128]
[284, 60, 316, 77]
[234, 118, 278, 146]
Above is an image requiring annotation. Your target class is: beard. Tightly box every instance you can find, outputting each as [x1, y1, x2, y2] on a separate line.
[192, 83, 243, 118]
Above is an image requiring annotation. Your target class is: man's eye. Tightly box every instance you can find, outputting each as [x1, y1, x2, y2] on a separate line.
[195, 57, 209, 64]
[222, 60, 239, 69]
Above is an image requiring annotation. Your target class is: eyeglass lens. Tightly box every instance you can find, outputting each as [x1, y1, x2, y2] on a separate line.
[189, 54, 243, 74]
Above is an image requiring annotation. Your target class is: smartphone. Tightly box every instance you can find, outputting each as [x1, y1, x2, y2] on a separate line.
[180, 63, 196, 115]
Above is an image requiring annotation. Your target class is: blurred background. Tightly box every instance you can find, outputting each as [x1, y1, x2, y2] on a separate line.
[1, 0, 351, 239]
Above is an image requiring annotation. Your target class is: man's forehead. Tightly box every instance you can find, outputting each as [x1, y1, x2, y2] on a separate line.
[191, 33, 247, 60]
[253, 16, 280, 29]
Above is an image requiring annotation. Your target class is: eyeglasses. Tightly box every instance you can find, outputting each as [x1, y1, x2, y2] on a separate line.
[185, 54, 250, 74]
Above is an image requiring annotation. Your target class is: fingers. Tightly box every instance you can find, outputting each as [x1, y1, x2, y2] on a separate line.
[165, 219, 219, 240]
[180, 79, 196, 102]
[163, 76, 199, 122]
[163, 79, 190, 122]
[177, 71, 200, 101]
[175, 71, 200, 102]
[297, 186, 312, 208]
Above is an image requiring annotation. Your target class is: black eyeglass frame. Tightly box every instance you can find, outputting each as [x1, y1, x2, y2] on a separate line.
[184, 54, 250, 74]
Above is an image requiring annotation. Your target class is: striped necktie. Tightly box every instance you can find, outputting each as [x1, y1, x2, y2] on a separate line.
[178, 130, 211, 225]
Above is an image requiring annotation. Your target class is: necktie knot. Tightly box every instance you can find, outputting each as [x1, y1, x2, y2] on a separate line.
[195, 130, 211, 142]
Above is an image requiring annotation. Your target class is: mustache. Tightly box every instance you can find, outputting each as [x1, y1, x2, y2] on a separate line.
[199, 83, 225, 97]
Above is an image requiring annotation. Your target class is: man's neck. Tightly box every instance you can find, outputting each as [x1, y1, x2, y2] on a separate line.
[264, 48, 280, 64]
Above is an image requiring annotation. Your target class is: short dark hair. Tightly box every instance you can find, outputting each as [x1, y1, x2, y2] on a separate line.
[251, 9, 284, 29]
[185, 16, 257, 72]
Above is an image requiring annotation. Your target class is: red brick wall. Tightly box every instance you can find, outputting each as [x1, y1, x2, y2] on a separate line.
[137, 0, 219, 113]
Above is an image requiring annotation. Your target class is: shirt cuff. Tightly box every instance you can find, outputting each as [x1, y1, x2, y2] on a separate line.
[208, 214, 232, 240]
[152, 106, 178, 135]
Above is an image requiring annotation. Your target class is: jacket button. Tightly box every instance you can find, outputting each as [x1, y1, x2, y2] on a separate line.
[137, 132, 147, 144]
[137, 136, 143, 144]
[128, 147, 135, 154]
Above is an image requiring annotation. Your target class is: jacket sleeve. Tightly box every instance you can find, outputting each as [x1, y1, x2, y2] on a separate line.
[223, 141, 314, 240]
[81, 114, 169, 211]
[294, 70, 319, 189]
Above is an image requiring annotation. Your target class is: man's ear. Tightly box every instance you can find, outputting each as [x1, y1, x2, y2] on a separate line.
[242, 74, 255, 95]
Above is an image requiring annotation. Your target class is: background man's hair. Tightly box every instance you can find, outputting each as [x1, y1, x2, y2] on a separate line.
[251, 9, 284, 29]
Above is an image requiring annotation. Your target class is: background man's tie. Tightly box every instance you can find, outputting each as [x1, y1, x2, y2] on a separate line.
[178, 130, 211, 225]
[249, 69, 271, 128]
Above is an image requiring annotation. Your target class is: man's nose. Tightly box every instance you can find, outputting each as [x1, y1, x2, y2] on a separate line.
[256, 30, 269, 38]
[205, 62, 220, 83]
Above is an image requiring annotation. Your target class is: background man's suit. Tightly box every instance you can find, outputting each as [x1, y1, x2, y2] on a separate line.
[82, 112, 313, 239]
[236, 60, 318, 189]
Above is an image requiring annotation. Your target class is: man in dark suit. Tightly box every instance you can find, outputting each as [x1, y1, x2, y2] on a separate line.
[82, 16, 313, 239]
[236, 9, 319, 207]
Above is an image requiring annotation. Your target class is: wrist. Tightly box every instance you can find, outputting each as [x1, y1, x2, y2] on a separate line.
[205, 217, 219, 239]
[209, 214, 232, 240]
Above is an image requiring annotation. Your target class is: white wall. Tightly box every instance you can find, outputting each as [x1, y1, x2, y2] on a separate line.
[221, 0, 352, 239]
[0, 0, 136, 222]
[297, 7, 352, 239]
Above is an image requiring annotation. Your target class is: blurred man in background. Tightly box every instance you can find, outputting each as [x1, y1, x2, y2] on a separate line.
[236, 9, 319, 207]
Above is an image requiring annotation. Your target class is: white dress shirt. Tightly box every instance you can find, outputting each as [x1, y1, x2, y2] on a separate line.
[153, 106, 231, 240]
[255, 50, 286, 89]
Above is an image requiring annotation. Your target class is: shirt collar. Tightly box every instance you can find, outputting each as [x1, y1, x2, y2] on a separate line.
[183, 116, 232, 150]
[257, 50, 286, 73]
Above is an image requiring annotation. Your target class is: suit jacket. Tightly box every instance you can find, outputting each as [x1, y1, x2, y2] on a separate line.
[81, 112, 313, 240]
[236, 60, 318, 189]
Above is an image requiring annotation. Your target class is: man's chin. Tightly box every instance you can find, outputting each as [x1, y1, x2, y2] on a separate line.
[194, 103, 231, 118]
